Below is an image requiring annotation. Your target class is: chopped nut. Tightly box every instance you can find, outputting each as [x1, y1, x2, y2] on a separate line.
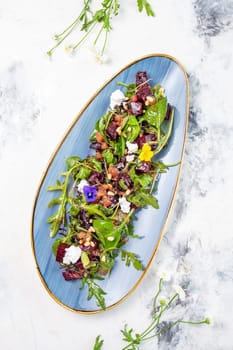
[90, 241, 95, 247]
[101, 255, 106, 262]
[84, 241, 90, 247]
[88, 226, 95, 233]
[107, 191, 115, 196]
[116, 126, 122, 135]
[107, 236, 114, 242]
[107, 173, 112, 180]
[125, 189, 131, 196]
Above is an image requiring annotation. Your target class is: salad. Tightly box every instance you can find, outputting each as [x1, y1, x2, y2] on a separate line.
[47, 71, 174, 309]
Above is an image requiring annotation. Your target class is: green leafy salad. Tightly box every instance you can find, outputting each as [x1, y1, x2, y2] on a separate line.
[47, 71, 174, 309]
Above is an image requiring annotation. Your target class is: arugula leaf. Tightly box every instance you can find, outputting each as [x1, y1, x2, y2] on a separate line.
[153, 106, 174, 156]
[93, 335, 104, 350]
[117, 81, 137, 98]
[88, 158, 103, 172]
[129, 191, 159, 209]
[82, 204, 107, 219]
[102, 149, 115, 164]
[81, 277, 106, 309]
[65, 156, 81, 170]
[137, 0, 155, 16]
[76, 166, 92, 180]
[133, 173, 153, 188]
[120, 249, 144, 270]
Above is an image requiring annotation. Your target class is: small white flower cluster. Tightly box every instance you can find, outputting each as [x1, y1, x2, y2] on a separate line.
[63, 245, 82, 265]
[157, 270, 186, 302]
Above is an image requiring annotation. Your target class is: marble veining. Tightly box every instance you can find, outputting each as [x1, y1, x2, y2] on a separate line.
[0, 62, 40, 155]
[193, 0, 233, 38]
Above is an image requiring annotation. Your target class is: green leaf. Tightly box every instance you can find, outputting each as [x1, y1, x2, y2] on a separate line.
[47, 180, 64, 192]
[88, 158, 103, 172]
[123, 115, 140, 142]
[129, 191, 159, 209]
[52, 238, 64, 256]
[65, 156, 81, 170]
[93, 219, 122, 249]
[121, 250, 144, 270]
[47, 197, 62, 208]
[133, 173, 152, 188]
[137, 0, 155, 16]
[114, 136, 125, 157]
[93, 335, 104, 350]
[82, 204, 107, 219]
[102, 149, 114, 164]
[153, 106, 174, 156]
[144, 98, 167, 128]
[76, 166, 91, 180]
[81, 277, 106, 309]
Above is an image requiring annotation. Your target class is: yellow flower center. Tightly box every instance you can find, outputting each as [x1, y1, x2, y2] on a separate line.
[139, 143, 153, 162]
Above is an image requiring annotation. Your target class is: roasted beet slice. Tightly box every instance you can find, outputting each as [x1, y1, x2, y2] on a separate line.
[136, 71, 153, 102]
[135, 161, 151, 174]
[88, 171, 104, 185]
[136, 71, 148, 85]
[130, 101, 143, 115]
[106, 121, 118, 140]
[90, 141, 102, 150]
[56, 243, 70, 263]
[137, 85, 153, 102]
[136, 133, 157, 149]
[117, 173, 133, 189]
[62, 269, 84, 280]
[80, 209, 91, 229]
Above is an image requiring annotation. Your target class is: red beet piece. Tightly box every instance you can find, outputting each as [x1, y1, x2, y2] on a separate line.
[62, 269, 83, 280]
[56, 243, 70, 263]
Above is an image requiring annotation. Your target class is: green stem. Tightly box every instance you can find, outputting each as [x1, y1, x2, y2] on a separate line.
[152, 278, 163, 314]
[72, 22, 97, 50]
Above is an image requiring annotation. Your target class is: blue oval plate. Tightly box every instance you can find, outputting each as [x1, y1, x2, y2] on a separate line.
[31, 54, 189, 313]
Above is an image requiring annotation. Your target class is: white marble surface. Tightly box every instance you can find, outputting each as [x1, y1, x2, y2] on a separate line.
[1, 0, 233, 349]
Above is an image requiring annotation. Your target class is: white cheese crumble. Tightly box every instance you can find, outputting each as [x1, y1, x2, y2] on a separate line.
[77, 179, 89, 193]
[110, 89, 125, 109]
[63, 245, 82, 265]
[126, 141, 138, 154]
[119, 196, 131, 213]
[126, 154, 135, 162]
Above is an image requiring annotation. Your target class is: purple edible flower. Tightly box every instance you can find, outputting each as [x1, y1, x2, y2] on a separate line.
[83, 185, 97, 203]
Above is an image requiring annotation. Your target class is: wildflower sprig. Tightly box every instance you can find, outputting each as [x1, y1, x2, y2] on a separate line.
[47, 0, 155, 61]
[93, 275, 210, 349]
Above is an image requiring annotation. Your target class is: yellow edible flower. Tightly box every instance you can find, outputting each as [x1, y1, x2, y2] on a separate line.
[139, 143, 153, 162]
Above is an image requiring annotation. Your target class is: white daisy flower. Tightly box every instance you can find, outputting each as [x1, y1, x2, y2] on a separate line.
[158, 270, 171, 282]
[173, 284, 186, 301]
